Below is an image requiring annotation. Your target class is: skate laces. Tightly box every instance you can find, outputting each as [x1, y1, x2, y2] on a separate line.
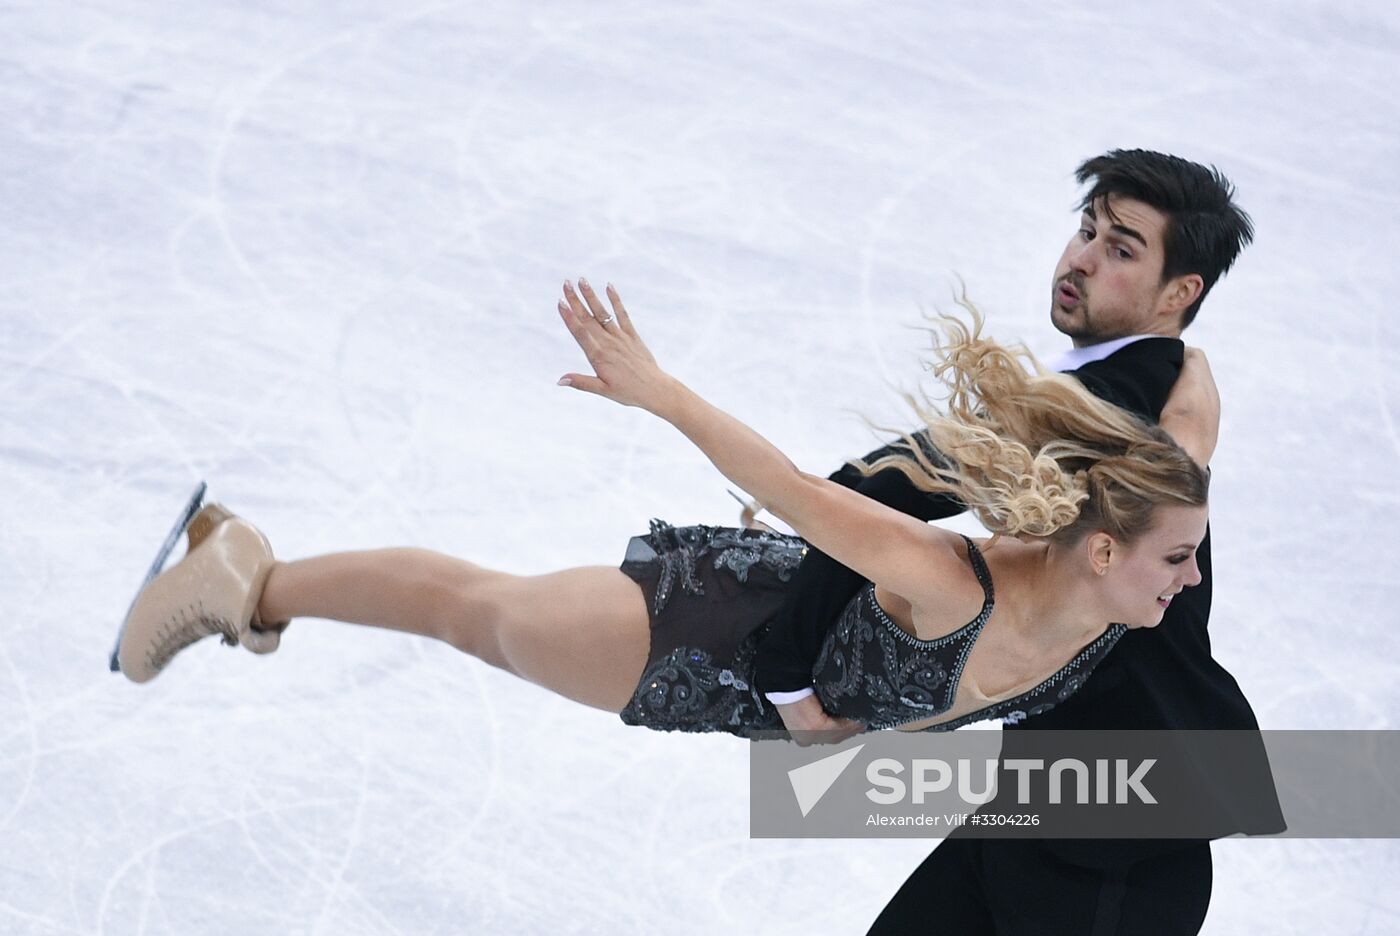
[145, 601, 240, 672]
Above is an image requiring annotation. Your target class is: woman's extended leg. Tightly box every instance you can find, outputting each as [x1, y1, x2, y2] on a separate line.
[256, 549, 651, 713]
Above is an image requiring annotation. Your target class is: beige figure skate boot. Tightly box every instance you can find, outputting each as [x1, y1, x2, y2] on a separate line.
[115, 502, 288, 683]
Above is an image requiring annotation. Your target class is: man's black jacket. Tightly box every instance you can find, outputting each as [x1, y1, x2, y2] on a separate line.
[751, 337, 1282, 864]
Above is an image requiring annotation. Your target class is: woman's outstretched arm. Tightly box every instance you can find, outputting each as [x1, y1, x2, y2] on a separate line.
[555, 280, 970, 614]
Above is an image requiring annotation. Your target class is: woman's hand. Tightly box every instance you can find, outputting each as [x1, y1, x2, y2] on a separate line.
[777, 694, 865, 746]
[557, 279, 676, 412]
[1160, 347, 1221, 467]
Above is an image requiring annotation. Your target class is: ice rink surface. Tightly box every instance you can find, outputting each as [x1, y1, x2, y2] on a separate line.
[3, 1, 1399, 933]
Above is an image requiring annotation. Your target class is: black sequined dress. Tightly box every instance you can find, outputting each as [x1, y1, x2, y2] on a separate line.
[617, 521, 1125, 738]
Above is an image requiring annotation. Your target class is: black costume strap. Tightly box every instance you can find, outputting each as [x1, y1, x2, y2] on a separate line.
[958, 534, 996, 613]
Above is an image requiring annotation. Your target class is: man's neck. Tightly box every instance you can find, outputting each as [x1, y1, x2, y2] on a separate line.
[1071, 329, 1179, 350]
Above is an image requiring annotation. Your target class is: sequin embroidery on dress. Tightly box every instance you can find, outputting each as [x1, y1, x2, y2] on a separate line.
[641, 519, 806, 616]
[812, 535, 995, 731]
[971, 625, 1126, 730]
[811, 535, 1127, 732]
[617, 524, 1124, 737]
[621, 639, 784, 735]
[618, 520, 803, 736]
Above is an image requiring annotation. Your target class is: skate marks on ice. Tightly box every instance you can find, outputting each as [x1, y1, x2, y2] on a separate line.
[2, 0, 1400, 934]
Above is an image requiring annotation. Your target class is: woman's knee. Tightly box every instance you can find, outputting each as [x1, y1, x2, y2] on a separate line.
[408, 551, 514, 668]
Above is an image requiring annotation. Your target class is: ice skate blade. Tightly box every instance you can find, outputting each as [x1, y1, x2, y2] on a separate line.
[109, 482, 208, 673]
[115, 512, 277, 682]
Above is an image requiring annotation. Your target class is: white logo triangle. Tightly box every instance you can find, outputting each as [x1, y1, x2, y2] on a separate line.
[787, 743, 866, 818]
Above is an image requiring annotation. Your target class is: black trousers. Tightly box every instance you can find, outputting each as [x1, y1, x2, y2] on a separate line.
[866, 838, 1212, 936]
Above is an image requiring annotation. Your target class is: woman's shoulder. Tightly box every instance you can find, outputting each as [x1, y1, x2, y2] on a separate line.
[895, 531, 995, 641]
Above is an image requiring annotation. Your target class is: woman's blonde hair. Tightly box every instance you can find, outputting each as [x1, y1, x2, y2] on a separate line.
[853, 298, 1208, 545]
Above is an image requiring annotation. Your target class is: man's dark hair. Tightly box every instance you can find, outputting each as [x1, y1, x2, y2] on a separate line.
[1076, 149, 1253, 329]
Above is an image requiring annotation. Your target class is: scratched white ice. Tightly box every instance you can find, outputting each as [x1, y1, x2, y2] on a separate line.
[2, 1, 1398, 933]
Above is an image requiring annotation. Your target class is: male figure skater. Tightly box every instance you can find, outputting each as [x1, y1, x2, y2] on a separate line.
[751, 149, 1278, 934]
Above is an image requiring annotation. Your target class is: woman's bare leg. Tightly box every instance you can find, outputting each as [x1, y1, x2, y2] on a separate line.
[256, 549, 651, 713]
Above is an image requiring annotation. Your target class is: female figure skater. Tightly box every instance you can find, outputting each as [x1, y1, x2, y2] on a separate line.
[114, 279, 1216, 740]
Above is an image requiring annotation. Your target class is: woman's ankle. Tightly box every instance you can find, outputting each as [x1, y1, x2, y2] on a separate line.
[256, 561, 292, 627]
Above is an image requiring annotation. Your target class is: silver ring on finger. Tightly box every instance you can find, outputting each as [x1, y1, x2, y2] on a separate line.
[597, 314, 614, 325]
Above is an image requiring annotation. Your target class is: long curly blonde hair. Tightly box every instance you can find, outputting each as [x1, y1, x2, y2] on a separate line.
[852, 299, 1208, 545]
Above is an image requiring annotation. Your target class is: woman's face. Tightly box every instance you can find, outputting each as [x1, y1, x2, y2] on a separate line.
[1098, 504, 1210, 628]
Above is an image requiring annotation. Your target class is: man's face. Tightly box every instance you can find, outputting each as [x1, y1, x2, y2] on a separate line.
[1050, 195, 1179, 347]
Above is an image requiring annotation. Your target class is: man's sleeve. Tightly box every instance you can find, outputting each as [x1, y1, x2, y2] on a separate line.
[752, 435, 965, 693]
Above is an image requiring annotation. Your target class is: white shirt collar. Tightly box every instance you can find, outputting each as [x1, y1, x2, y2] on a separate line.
[1042, 334, 1162, 373]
